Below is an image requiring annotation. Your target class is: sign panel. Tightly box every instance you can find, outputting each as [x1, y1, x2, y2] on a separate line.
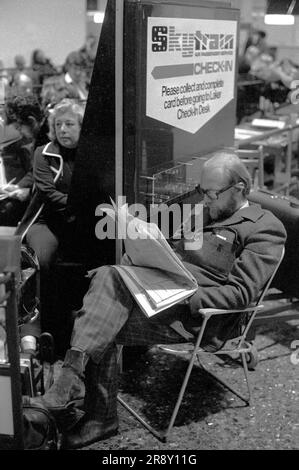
[0, 375, 14, 435]
[146, 17, 237, 134]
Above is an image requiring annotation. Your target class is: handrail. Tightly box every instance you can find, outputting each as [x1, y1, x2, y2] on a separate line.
[235, 123, 299, 148]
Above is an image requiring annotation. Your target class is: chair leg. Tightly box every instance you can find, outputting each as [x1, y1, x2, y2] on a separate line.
[163, 345, 200, 440]
[117, 395, 167, 442]
[117, 343, 200, 442]
[240, 352, 252, 405]
[196, 354, 252, 406]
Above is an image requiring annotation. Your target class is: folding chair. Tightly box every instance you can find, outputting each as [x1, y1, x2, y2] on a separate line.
[117, 246, 285, 442]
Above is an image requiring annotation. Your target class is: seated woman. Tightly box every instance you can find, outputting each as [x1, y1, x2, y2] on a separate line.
[24, 98, 85, 348]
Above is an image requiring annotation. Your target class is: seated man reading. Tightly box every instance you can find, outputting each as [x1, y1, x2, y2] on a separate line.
[28, 151, 286, 449]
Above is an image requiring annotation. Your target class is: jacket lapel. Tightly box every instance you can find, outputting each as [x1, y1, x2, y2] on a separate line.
[42, 142, 63, 182]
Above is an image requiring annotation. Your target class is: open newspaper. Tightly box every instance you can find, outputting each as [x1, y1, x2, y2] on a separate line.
[0, 157, 9, 201]
[100, 199, 198, 317]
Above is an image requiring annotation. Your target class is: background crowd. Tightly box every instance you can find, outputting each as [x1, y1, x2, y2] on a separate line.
[0, 34, 97, 105]
[237, 29, 299, 122]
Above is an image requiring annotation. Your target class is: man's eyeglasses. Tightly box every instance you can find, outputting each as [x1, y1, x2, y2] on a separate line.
[196, 183, 237, 200]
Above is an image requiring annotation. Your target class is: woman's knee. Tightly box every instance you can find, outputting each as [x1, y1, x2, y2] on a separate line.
[26, 225, 59, 269]
[27, 242, 56, 270]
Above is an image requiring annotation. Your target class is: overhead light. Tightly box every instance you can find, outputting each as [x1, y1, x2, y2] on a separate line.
[264, 14, 295, 25]
[86, 10, 104, 23]
[265, 0, 296, 25]
[94, 12, 104, 23]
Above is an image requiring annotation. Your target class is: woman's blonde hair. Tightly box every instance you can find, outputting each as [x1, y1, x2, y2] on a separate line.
[48, 98, 85, 142]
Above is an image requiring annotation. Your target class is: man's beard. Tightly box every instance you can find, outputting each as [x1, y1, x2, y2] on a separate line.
[208, 197, 238, 222]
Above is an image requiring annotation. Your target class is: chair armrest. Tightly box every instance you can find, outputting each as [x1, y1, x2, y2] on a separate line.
[198, 305, 264, 317]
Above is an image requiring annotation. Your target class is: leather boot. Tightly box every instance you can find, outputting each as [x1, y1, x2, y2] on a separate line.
[28, 349, 87, 411]
[61, 344, 119, 449]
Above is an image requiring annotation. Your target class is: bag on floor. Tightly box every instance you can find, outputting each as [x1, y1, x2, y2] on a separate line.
[23, 400, 58, 450]
[18, 245, 40, 325]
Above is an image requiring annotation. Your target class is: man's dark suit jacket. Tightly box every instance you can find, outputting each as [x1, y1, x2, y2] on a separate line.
[171, 202, 286, 342]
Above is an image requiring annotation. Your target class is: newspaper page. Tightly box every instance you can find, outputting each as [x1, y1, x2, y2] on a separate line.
[100, 200, 198, 317]
[114, 265, 197, 317]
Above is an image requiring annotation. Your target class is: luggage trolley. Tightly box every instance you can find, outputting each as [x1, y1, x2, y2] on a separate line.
[0, 231, 45, 449]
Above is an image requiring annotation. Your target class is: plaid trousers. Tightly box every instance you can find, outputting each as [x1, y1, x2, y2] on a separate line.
[71, 265, 188, 364]
[70, 266, 191, 422]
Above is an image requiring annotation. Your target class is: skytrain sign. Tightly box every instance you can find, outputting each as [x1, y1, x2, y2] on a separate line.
[146, 18, 237, 134]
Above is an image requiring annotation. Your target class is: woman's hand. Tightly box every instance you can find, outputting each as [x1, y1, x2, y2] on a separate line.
[0, 184, 19, 195]
[7, 187, 31, 201]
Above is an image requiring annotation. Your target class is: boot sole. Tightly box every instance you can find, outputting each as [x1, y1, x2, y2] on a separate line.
[61, 425, 119, 450]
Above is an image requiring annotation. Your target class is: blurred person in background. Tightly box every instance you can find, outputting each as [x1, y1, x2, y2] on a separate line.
[9, 73, 33, 98]
[14, 54, 26, 73]
[238, 45, 261, 74]
[31, 48, 58, 96]
[77, 34, 98, 85]
[10, 55, 32, 95]
[250, 54, 299, 111]
[272, 58, 299, 89]
[63, 51, 88, 101]
[245, 29, 268, 55]
[41, 75, 81, 110]
[0, 59, 11, 91]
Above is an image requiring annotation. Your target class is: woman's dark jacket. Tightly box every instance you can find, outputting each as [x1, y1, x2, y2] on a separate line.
[16, 141, 76, 239]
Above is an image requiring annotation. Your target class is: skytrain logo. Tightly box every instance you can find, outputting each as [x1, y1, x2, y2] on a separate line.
[152, 26, 234, 58]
